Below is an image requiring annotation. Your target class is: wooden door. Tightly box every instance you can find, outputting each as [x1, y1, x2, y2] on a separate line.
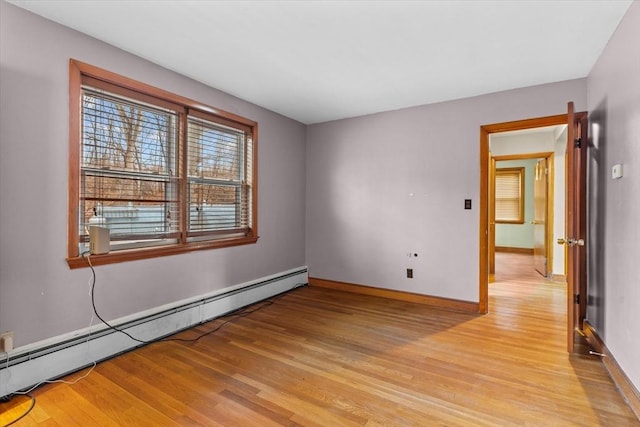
[565, 102, 588, 353]
[488, 156, 496, 278]
[533, 158, 548, 277]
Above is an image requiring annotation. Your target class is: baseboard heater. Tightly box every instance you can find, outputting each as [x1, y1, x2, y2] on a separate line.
[0, 267, 308, 398]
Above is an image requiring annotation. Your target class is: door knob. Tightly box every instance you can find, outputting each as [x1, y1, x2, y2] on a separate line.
[557, 237, 585, 246]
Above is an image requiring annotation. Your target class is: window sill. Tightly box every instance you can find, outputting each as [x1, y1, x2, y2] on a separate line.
[67, 235, 259, 269]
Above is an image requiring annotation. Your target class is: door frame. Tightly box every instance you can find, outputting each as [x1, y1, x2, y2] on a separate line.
[490, 152, 555, 279]
[479, 114, 567, 313]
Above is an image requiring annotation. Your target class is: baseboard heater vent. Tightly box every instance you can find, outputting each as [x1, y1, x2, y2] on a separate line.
[0, 267, 308, 398]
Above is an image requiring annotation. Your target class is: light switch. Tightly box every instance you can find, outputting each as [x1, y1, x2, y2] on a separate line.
[612, 164, 623, 179]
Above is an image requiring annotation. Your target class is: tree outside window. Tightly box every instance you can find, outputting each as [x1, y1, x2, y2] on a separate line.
[68, 60, 258, 268]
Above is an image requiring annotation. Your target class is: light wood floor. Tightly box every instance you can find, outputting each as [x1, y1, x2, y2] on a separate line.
[2, 254, 638, 426]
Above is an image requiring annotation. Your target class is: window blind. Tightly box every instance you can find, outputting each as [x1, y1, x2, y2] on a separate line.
[69, 60, 258, 264]
[495, 168, 524, 223]
[186, 115, 251, 236]
[80, 88, 180, 244]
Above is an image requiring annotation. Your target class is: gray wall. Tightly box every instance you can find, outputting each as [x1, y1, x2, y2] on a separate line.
[0, 2, 306, 347]
[587, 0, 640, 393]
[306, 80, 586, 302]
[3, 0, 637, 395]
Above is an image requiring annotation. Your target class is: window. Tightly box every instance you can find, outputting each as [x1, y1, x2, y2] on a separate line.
[495, 167, 524, 224]
[68, 60, 258, 268]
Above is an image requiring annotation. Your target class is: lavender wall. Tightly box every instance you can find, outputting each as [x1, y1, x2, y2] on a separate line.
[1, 0, 637, 399]
[306, 80, 586, 302]
[0, 2, 306, 347]
[587, 0, 640, 392]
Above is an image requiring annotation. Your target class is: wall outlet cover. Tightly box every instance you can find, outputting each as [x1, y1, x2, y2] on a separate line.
[611, 164, 623, 179]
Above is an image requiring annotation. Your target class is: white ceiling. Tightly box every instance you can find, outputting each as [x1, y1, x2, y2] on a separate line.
[8, 0, 633, 124]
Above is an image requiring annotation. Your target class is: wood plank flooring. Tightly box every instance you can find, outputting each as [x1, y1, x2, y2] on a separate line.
[2, 254, 638, 426]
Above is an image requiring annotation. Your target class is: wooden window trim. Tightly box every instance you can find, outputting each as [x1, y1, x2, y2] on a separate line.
[495, 167, 525, 224]
[67, 60, 258, 268]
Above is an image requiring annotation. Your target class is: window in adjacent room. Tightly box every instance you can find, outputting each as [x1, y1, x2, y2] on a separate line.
[68, 60, 258, 267]
[495, 167, 524, 224]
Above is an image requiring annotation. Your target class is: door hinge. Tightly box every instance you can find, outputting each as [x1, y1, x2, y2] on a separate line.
[575, 294, 581, 304]
[574, 137, 582, 148]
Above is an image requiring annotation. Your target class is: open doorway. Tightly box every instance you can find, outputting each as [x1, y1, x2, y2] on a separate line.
[488, 124, 567, 284]
[480, 106, 588, 353]
[478, 114, 570, 314]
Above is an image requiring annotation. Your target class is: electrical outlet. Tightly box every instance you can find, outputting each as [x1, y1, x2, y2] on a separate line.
[0, 331, 14, 352]
[406, 268, 413, 279]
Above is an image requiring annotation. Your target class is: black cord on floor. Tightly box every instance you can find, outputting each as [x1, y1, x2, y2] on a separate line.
[1, 394, 35, 427]
[82, 252, 305, 345]
[0, 257, 303, 422]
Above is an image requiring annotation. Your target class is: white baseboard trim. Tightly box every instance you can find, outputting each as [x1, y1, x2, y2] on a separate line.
[0, 266, 308, 398]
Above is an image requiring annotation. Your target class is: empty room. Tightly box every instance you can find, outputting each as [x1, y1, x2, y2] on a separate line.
[1, 1, 639, 425]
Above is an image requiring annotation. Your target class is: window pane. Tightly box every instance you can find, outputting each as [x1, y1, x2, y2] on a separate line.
[81, 175, 179, 240]
[187, 117, 243, 182]
[82, 91, 176, 175]
[187, 116, 249, 235]
[80, 89, 179, 246]
[188, 183, 250, 232]
[188, 185, 237, 232]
